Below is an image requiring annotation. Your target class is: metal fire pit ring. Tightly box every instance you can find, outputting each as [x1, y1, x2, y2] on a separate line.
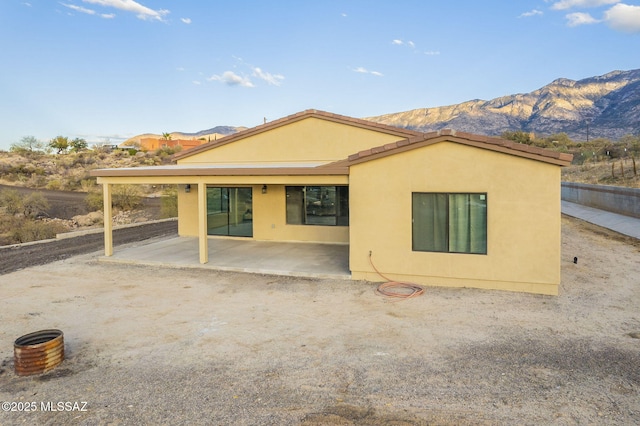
[14, 329, 64, 376]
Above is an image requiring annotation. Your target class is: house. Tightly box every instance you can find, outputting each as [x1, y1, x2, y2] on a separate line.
[135, 138, 207, 152]
[91, 109, 573, 295]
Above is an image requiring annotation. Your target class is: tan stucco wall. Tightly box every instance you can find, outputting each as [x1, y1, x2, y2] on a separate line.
[178, 183, 348, 243]
[177, 117, 404, 165]
[348, 141, 562, 295]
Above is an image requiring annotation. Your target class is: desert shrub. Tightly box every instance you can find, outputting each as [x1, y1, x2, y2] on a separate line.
[23, 192, 49, 218]
[63, 176, 82, 191]
[0, 214, 17, 243]
[113, 185, 142, 210]
[85, 189, 103, 211]
[47, 179, 62, 191]
[85, 185, 143, 211]
[70, 152, 95, 167]
[28, 174, 48, 188]
[46, 179, 62, 190]
[80, 178, 97, 192]
[10, 219, 68, 243]
[7, 164, 32, 180]
[160, 185, 178, 218]
[0, 189, 23, 215]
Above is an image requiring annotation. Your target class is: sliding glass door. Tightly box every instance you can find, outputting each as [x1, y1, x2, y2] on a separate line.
[207, 187, 253, 237]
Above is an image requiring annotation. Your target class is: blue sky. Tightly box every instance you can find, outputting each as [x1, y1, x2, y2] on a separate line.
[1, 0, 639, 150]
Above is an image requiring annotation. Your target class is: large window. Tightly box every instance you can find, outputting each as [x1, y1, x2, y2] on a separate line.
[286, 186, 349, 226]
[207, 187, 253, 237]
[412, 193, 487, 254]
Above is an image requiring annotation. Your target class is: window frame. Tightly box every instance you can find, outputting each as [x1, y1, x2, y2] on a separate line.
[285, 185, 349, 227]
[412, 192, 488, 255]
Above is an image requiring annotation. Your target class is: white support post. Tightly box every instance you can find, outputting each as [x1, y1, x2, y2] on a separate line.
[103, 183, 113, 256]
[197, 182, 208, 264]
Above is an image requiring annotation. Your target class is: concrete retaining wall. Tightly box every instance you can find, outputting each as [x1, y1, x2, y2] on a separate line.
[561, 182, 640, 219]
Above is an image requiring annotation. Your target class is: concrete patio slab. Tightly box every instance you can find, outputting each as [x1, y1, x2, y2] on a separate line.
[99, 236, 351, 279]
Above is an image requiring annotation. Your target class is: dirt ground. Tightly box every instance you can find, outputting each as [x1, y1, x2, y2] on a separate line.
[0, 216, 639, 425]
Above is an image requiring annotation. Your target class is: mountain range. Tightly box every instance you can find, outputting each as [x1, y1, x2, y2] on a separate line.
[366, 69, 640, 141]
[130, 69, 640, 143]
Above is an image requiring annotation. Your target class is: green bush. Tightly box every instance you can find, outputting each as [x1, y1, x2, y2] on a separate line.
[160, 186, 178, 218]
[113, 185, 142, 210]
[85, 189, 103, 211]
[11, 219, 68, 243]
[0, 189, 23, 215]
[46, 179, 62, 191]
[84, 185, 143, 211]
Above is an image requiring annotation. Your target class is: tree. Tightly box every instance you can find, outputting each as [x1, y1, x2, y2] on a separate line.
[10, 136, 45, 153]
[546, 132, 573, 146]
[69, 137, 88, 152]
[161, 132, 172, 140]
[49, 136, 69, 154]
[501, 131, 532, 145]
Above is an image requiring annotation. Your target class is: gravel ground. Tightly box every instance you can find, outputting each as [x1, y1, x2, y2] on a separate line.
[0, 220, 177, 275]
[0, 217, 639, 425]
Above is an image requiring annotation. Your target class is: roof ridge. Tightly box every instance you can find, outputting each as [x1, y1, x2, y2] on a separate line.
[173, 109, 422, 160]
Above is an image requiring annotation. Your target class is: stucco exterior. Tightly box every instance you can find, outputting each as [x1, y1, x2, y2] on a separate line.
[92, 109, 571, 295]
[349, 142, 562, 295]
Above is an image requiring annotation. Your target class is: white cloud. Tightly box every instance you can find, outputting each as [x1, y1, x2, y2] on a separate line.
[351, 67, 383, 76]
[211, 57, 284, 87]
[61, 2, 116, 18]
[519, 9, 544, 17]
[424, 50, 440, 56]
[181, 17, 191, 24]
[604, 3, 640, 32]
[23, 2, 32, 6]
[82, 0, 169, 21]
[341, 13, 347, 17]
[61, 3, 96, 15]
[208, 71, 255, 88]
[252, 67, 284, 86]
[566, 11, 600, 26]
[551, 0, 619, 10]
[192, 81, 201, 85]
[393, 39, 417, 50]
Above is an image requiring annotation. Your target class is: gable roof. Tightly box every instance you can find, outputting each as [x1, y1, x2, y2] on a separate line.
[172, 109, 423, 161]
[343, 129, 573, 167]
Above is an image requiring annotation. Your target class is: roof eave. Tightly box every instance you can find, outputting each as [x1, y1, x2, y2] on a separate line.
[90, 166, 349, 178]
[347, 130, 573, 167]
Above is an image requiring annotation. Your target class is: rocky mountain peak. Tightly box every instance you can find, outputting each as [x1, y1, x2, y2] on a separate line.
[366, 69, 640, 140]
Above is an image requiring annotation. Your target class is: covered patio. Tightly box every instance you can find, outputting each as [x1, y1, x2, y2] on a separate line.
[99, 236, 351, 280]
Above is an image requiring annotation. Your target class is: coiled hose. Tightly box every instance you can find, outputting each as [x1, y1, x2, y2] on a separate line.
[369, 251, 425, 299]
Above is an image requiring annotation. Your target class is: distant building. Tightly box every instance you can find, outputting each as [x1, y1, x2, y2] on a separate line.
[137, 138, 207, 152]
